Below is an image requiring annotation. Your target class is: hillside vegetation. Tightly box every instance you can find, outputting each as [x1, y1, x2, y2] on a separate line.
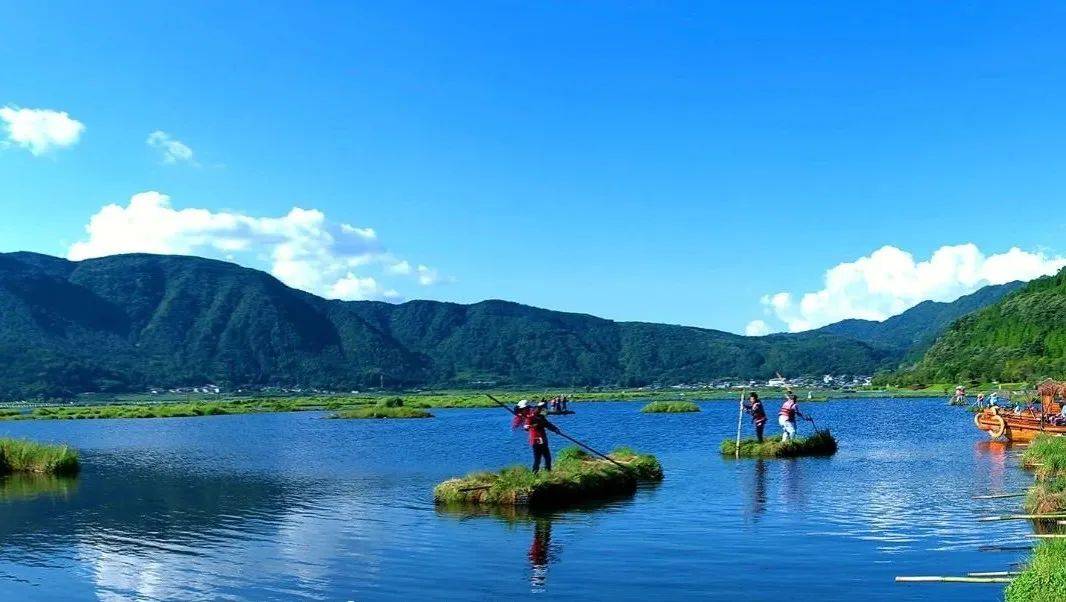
[892, 268, 1066, 384]
[0, 252, 1018, 397]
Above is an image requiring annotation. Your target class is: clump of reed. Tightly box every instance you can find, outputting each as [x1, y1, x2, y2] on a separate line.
[0, 438, 80, 476]
[1005, 539, 1066, 601]
[331, 397, 433, 419]
[433, 446, 663, 508]
[720, 430, 838, 458]
[640, 401, 700, 413]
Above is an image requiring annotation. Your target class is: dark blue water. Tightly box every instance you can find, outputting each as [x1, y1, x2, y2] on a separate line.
[0, 398, 1033, 600]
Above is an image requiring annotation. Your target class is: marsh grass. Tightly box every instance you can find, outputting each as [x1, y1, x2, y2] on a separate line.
[0, 438, 79, 476]
[1005, 539, 1066, 602]
[640, 401, 700, 413]
[720, 430, 838, 458]
[433, 447, 663, 508]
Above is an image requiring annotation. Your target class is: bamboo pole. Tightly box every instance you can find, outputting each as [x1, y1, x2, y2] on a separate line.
[967, 571, 1021, 577]
[895, 576, 1013, 583]
[735, 391, 744, 459]
[1028, 534, 1066, 539]
[978, 513, 1066, 522]
[972, 492, 1027, 499]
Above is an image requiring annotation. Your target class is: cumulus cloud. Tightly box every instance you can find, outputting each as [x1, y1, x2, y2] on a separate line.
[0, 105, 84, 154]
[759, 243, 1066, 332]
[68, 191, 447, 302]
[745, 320, 771, 336]
[146, 130, 196, 165]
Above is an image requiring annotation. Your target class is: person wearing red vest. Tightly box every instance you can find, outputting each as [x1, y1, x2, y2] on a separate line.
[743, 392, 768, 442]
[525, 402, 560, 472]
[778, 393, 806, 442]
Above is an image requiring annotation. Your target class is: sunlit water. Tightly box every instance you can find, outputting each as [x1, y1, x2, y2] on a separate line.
[0, 398, 1034, 600]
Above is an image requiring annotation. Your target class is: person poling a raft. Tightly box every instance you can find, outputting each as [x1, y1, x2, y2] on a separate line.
[742, 392, 768, 443]
[778, 392, 808, 442]
[524, 401, 560, 473]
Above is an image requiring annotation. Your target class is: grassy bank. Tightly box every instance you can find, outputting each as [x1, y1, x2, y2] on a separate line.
[720, 430, 837, 458]
[640, 401, 700, 413]
[0, 438, 79, 476]
[434, 447, 663, 508]
[1007, 435, 1066, 599]
[1006, 539, 1066, 601]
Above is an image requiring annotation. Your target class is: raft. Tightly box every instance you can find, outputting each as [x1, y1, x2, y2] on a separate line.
[546, 410, 575, 416]
[433, 447, 663, 508]
[720, 430, 838, 458]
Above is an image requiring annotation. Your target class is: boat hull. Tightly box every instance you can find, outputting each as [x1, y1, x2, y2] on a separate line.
[974, 408, 1066, 442]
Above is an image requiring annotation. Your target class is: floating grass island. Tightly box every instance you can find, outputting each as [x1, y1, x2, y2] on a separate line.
[0, 438, 79, 476]
[640, 401, 700, 413]
[434, 447, 663, 508]
[720, 430, 838, 458]
[331, 406, 433, 419]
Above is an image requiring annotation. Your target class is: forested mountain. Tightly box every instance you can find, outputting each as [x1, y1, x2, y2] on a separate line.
[0, 252, 1019, 398]
[892, 268, 1066, 384]
[814, 281, 1024, 357]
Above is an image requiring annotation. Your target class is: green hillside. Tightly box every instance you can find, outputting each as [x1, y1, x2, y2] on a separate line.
[815, 281, 1023, 356]
[0, 252, 902, 398]
[893, 268, 1066, 384]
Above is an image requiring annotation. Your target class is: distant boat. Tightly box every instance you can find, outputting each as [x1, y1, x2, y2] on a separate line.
[546, 410, 575, 416]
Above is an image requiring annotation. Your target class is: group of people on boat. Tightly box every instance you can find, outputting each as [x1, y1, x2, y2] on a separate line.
[741, 391, 808, 443]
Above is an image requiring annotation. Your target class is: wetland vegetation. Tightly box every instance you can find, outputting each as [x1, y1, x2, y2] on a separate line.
[0, 438, 79, 476]
[720, 430, 838, 458]
[434, 447, 663, 508]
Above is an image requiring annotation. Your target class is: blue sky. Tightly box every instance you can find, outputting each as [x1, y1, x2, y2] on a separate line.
[2, 1, 1064, 334]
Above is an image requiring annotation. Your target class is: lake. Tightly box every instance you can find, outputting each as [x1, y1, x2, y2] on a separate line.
[0, 397, 1034, 600]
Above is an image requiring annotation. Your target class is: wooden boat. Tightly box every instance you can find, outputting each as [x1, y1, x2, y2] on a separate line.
[974, 380, 1066, 442]
[546, 410, 575, 416]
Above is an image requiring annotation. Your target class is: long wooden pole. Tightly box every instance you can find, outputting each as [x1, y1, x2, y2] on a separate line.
[485, 394, 628, 470]
[735, 391, 744, 459]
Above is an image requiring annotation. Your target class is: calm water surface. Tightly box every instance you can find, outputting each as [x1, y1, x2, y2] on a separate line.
[0, 398, 1033, 600]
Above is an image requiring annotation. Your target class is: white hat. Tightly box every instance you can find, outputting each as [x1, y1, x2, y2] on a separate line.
[517, 400, 529, 409]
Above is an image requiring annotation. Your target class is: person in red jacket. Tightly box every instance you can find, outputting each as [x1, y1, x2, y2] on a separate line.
[511, 399, 531, 429]
[525, 402, 560, 472]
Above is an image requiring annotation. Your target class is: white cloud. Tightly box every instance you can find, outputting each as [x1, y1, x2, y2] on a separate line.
[386, 260, 412, 275]
[146, 130, 196, 165]
[0, 105, 84, 155]
[759, 243, 1066, 332]
[68, 191, 447, 302]
[745, 320, 771, 336]
[329, 273, 400, 301]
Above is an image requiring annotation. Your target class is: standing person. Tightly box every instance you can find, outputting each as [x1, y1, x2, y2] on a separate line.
[778, 393, 806, 442]
[743, 392, 768, 443]
[525, 402, 559, 473]
[512, 400, 531, 429]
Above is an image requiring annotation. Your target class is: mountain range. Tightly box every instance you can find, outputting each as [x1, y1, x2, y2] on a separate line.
[0, 251, 1029, 397]
[892, 267, 1065, 384]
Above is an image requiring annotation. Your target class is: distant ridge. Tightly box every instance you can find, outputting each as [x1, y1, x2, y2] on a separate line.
[891, 268, 1066, 384]
[0, 252, 1015, 397]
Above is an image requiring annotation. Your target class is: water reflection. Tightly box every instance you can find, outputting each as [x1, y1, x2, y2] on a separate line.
[744, 460, 767, 521]
[0, 474, 79, 502]
[528, 518, 555, 593]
